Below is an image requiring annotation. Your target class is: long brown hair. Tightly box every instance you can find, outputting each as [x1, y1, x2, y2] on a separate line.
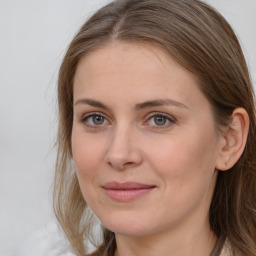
[54, 0, 256, 255]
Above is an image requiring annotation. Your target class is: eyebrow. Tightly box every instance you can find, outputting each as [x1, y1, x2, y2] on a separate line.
[135, 99, 188, 110]
[74, 98, 108, 109]
[74, 98, 188, 110]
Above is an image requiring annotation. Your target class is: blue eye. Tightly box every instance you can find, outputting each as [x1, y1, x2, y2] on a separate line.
[91, 115, 105, 125]
[152, 116, 168, 126]
[82, 114, 108, 126]
[147, 113, 175, 127]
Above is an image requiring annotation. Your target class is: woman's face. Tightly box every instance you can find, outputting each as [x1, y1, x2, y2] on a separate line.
[72, 42, 225, 238]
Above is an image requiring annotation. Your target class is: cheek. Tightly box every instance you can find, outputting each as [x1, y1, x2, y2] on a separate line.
[148, 132, 218, 217]
[147, 129, 218, 186]
[71, 134, 107, 209]
[71, 133, 104, 186]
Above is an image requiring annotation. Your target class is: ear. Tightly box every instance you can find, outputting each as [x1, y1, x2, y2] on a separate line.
[215, 108, 249, 171]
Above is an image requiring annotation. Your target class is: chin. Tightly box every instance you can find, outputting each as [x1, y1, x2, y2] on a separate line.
[106, 224, 151, 237]
[100, 213, 155, 237]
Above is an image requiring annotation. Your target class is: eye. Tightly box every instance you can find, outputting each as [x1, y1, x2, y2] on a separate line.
[151, 116, 168, 126]
[146, 113, 175, 128]
[82, 113, 109, 127]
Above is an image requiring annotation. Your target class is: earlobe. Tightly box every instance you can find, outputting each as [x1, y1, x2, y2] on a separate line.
[215, 108, 249, 171]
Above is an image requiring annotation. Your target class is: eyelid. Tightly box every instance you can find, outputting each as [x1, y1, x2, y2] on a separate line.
[79, 111, 176, 129]
[81, 111, 106, 120]
[146, 112, 176, 121]
[81, 112, 111, 126]
[144, 112, 176, 128]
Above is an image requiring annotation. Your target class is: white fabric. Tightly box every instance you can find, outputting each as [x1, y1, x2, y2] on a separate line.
[17, 223, 76, 256]
[219, 240, 232, 256]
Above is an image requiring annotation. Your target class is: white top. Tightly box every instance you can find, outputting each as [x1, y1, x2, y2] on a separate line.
[219, 240, 232, 256]
[17, 223, 76, 256]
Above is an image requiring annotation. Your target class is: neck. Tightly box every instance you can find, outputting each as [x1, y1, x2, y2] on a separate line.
[114, 221, 217, 256]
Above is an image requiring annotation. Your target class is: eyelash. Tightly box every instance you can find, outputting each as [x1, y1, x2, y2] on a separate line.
[80, 112, 176, 129]
[81, 112, 110, 128]
[145, 112, 176, 129]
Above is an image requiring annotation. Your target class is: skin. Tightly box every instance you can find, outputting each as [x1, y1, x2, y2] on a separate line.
[71, 42, 229, 256]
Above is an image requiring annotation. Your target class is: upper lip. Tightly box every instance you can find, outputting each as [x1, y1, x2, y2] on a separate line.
[102, 181, 156, 190]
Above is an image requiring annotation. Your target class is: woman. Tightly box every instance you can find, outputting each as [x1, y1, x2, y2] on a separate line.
[54, 0, 256, 255]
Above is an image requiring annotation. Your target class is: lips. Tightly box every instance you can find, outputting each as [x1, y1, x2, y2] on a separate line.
[102, 182, 156, 201]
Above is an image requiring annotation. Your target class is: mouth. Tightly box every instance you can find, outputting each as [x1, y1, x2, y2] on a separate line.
[102, 181, 156, 202]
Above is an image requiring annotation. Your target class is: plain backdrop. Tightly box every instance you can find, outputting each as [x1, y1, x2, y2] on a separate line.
[0, 0, 255, 255]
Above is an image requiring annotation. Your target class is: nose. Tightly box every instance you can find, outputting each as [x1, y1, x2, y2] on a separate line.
[104, 125, 143, 170]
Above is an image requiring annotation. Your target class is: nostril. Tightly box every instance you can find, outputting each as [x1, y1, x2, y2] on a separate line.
[107, 160, 137, 170]
[105, 144, 143, 170]
[124, 162, 134, 166]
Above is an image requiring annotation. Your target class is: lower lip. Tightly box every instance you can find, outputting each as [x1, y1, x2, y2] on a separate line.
[104, 188, 155, 201]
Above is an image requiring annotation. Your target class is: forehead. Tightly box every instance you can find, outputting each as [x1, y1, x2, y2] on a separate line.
[75, 42, 176, 79]
[73, 41, 208, 111]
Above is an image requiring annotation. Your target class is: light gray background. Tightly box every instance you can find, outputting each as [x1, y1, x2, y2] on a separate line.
[0, 1, 255, 255]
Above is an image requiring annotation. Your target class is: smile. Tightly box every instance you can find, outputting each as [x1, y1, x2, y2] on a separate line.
[102, 182, 156, 202]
